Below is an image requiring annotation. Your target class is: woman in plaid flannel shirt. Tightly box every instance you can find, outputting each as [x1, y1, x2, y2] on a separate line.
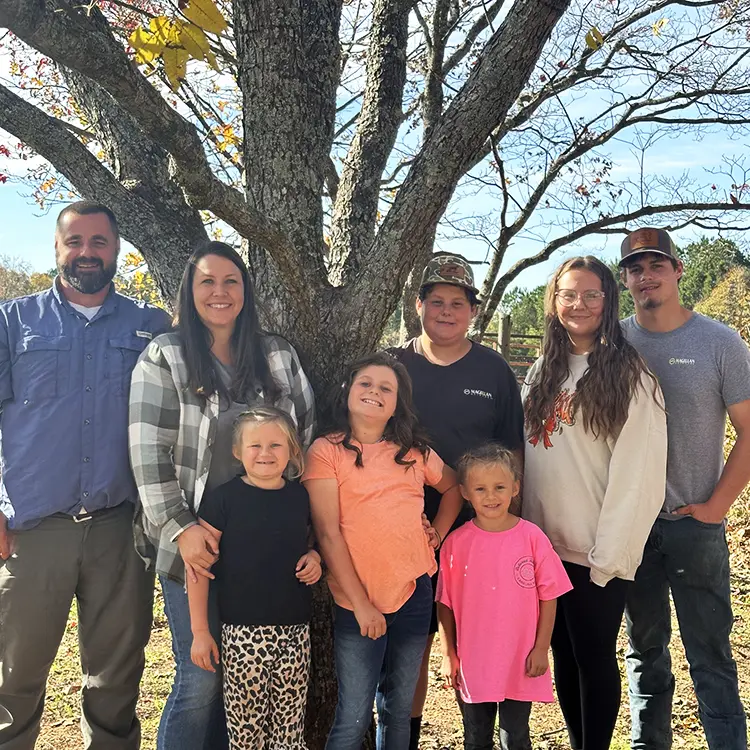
[129, 242, 315, 750]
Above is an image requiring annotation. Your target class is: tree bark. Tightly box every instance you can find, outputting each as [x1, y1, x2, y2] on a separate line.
[327, 0, 413, 283]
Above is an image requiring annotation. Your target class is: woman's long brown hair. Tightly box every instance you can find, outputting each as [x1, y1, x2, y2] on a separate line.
[524, 256, 659, 442]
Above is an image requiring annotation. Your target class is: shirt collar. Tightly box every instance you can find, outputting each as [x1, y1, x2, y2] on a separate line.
[52, 277, 119, 319]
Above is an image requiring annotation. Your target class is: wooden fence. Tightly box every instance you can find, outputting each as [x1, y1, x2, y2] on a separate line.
[480, 314, 541, 383]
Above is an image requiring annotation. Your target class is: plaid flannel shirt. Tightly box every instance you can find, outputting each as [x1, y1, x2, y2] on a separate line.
[129, 331, 315, 583]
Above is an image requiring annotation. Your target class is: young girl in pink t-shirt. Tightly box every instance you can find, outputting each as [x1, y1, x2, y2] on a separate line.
[436, 444, 571, 750]
[303, 352, 463, 750]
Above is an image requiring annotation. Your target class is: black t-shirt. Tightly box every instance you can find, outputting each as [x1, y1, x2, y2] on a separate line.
[389, 338, 524, 520]
[198, 477, 312, 626]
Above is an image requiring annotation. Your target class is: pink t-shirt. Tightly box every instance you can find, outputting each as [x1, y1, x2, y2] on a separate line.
[436, 519, 572, 704]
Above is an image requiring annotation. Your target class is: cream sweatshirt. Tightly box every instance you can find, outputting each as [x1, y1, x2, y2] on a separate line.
[521, 354, 667, 587]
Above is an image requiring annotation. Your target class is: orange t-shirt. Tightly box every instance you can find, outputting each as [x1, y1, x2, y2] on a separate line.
[303, 436, 442, 614]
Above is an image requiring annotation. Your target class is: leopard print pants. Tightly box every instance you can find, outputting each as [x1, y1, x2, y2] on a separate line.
[221, 623, 311, 750]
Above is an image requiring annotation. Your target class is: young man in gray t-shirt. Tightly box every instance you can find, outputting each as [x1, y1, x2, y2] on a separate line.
[619, 227, 750, 750]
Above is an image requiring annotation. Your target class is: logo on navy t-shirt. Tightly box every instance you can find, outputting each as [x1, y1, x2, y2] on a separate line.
[463, 388, 493, 399]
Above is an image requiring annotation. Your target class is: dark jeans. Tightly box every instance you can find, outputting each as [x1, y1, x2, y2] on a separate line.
[462, 700, 532, 750]
[326, 575, 432, 750]
[625, 517, 747, 750]
[158, 576, 228, 750]
[0, 503, 153, 750]
[551, 561, 629, 750]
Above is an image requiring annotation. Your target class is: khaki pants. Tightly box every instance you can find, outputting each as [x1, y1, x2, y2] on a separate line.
[0, 503, 154, 749]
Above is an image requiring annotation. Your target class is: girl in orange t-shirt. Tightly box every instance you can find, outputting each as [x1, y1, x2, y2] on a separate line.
[303, 352, 462, 750]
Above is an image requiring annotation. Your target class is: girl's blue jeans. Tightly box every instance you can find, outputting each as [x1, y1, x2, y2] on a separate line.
[157, 575, 229, 750]
[325, 574, 432, 750]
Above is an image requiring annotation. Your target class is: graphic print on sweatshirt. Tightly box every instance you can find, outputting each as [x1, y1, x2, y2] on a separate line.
[528, 389, 576, 449]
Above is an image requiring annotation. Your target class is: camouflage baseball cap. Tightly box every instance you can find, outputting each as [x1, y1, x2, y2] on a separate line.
[419, 253, 480, 296]
[619, 227, 678, 266]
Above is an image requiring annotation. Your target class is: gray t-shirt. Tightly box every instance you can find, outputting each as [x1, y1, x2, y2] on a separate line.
[206, 360, 255, 491]
[622, 313, 750, 515]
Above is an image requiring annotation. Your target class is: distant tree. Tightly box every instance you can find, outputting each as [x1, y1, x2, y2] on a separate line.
[694, 267, 750, 342]
[114, 252, 166, 308]
[0, 256, 53, 301]
[677, 237, 750, 310]
[501, 285, 546, 335]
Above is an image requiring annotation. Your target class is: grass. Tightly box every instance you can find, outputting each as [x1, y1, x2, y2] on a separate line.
[37, 491, 750, 749]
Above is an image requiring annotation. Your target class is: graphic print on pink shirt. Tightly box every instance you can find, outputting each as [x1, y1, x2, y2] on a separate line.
[436, 519, 572, 704]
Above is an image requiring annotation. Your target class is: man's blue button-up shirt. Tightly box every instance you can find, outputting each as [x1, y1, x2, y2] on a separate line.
[0, 281, 171, 530]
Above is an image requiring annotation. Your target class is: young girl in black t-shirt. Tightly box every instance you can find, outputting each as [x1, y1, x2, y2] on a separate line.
[188, 405, 321, 750]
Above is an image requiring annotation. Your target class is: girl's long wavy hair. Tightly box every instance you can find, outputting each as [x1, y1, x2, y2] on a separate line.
[321, 352, 431, 468]
[524, 256, 659, 441]
[173, 241, 279, 404]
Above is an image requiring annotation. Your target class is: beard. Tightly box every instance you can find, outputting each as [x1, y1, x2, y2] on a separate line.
[58, 256, 117, 295]
[641, 296, 661, 310]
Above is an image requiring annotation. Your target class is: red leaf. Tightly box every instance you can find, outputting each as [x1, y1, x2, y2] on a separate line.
[0, 174, 8, 184]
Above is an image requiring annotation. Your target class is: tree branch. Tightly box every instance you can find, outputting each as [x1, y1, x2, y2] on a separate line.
[422, 0, 451, 138]
[0, 80, 201, 300]
[352, 0, 571, 328]
[442, 0, 505, 76]
[327, 0, 414, 283]
[475, 201, 750, 331]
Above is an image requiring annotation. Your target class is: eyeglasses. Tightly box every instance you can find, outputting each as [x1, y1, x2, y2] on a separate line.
[555, 290, 606, 307]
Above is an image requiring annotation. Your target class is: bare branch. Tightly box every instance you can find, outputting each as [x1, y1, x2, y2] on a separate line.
[442, 0, 505, 75]
[423, 0, 451, 137]
[413, 3, 433, 51]
[476, 200, 750, 331]
[327, 0, 414, 282]
[353, 0, 571, 327]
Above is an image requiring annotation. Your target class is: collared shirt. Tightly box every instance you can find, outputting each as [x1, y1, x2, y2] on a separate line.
[0, 281, 171, 530]
[129, 331, 315, 583]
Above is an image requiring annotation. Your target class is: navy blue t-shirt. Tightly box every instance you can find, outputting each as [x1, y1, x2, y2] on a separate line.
[199, 477, 312, 626]
[389, 339, 524, 521]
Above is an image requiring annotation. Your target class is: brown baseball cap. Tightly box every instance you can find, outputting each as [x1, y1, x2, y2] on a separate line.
[619, 227, 678, 266]
[419, 253, 480, 297]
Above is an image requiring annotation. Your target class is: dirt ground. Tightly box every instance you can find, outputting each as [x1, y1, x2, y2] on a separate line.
[35, 495, 750, 749]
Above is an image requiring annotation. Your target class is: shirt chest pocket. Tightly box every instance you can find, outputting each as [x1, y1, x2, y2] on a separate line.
[13, 335, 72, 400]
[107, 336, 149, 396]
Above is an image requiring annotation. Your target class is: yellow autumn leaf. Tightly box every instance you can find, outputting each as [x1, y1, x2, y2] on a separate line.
[149, 16, 181, 46]
[179, 22, 211, 60]
[162, 47, 189, 91]
[652, 17, 669, 36]
[584, 26, 604, 51]
[123, 252, 145, 270]
[129, 27, 163, 65]
[182, 0, 228, 36]
[205, 49, 221, 72]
